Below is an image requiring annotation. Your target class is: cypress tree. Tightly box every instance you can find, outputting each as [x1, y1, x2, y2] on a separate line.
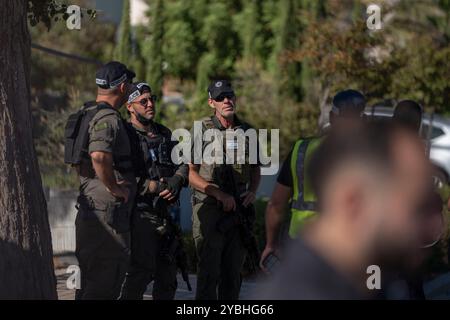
[146, 0, 165, 99]
[271, 0, 303, 102]
[352, 0, 364, 23]
[114, 0, 133, 66]
[193, 0, 239, 114]
[241, 0, 264, 62]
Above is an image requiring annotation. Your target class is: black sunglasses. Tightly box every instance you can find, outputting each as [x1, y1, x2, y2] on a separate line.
[134, 95, 157, 107]
[214, 93, 235, 102]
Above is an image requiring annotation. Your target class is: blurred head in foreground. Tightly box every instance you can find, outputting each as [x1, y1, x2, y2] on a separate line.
[310, 121, 430, 270]
[258, 122, 430, 299]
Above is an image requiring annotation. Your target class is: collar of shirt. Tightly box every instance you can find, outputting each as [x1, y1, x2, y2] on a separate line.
[95, 101, 116, 111]
[132, 121, 159, 137]
[211, 114, 243, 130]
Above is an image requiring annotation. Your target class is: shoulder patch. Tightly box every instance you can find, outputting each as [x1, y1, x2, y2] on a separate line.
[91, 110, 119, 128]
[94, 122, 109, 132]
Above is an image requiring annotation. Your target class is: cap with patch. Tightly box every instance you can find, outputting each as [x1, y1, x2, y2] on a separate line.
[95, 61, 136, 89]
[127, 82, 152, 104]
[208, 80, 234, 100]
[331, 89, 366, 116]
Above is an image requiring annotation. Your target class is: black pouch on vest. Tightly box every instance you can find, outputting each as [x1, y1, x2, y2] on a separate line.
[105, 201, 130, 233]
[64, 102, 110, 165]
[64, 111, 86, 165]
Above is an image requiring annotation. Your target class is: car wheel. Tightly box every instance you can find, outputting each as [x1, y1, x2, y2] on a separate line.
[432, 168, 448, 189]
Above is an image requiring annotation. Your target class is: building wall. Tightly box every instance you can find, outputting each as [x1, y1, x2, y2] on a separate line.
[94, 0, 149, 25]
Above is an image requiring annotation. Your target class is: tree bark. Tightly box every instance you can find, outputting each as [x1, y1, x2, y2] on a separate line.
[0, 1, 57, 299]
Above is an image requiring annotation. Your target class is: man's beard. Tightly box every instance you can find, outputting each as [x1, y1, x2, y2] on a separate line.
[135, 110, 153, 126]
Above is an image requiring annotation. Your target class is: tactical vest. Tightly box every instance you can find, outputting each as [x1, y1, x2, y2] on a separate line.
[64, 101, 108, 165]
[133, 123, 178, 207]
[289, 137, 322, 238]
[140, 125, 176, 180]
[64, 101, 133, 174]
[193, 116, 253, 202]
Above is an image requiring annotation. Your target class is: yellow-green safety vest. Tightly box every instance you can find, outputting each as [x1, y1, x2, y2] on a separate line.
[289, 137, 323, 238]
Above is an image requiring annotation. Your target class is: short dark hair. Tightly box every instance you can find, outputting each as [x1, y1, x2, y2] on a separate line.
[393, 100, 423, 132]
[308, 122, 401, 208]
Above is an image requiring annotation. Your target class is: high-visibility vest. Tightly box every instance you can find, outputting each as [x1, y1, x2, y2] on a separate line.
[288, 137, 322, 238]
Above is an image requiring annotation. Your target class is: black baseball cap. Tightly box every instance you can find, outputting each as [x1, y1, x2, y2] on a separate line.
[331, 89, 366, 116]
[127, 82, 152, 104]
[95, 61, 136, 89]
[208, 80, 235, 100]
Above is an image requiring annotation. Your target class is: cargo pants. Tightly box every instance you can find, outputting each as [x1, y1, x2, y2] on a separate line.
[192, 201, 246, 300]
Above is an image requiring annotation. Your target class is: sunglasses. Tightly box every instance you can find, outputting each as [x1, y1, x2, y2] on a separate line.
[214, 93, 235, 102]
[133, 95, 157, 107]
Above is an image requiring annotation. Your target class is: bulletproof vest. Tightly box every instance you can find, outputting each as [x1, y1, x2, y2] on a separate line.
[122, 121, 146, 178]
[65, 101, 134, 175]
[136, 124, 176, 181]
[197, 116, 252, 195]
[64, 101, 111, 165]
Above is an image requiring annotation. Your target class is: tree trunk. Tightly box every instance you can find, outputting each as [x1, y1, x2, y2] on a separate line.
[0, 1, 57, 299]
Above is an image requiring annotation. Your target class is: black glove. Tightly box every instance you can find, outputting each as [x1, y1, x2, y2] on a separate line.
[163, 174, 184, 198]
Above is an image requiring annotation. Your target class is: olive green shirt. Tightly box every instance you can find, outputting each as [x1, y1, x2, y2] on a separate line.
[78, 105, 136, 212]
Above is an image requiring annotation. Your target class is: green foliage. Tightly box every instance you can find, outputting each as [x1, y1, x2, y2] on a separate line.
[113, 0, 133, 66]
[27, 0, 450, 276]
[29, 1, 115, 189]
[234, 0, 265, 62]
[163, 0, 199, 79]
[132, 25, 149, 80]
[234, 59, 318, 157]
[194, 0, 241, 82]
[389, 39, 450, 113]
[31, 0, 450, 186]
[270, 0, 304, 101]
[28, 0, 67, 30]
[145, 0, 165, 99]
[293, 1, 450, 113]
[27, 0, 96, 30]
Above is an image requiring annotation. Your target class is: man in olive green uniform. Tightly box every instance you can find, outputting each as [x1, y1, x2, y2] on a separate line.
[75, 61, 137, 300]
[189, 80, 261, 300]
[119, 82, 189, 300]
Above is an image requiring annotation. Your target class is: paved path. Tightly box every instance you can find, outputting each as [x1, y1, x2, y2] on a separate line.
[56, 270, 258, 300]
[55, 255, 258, 300]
